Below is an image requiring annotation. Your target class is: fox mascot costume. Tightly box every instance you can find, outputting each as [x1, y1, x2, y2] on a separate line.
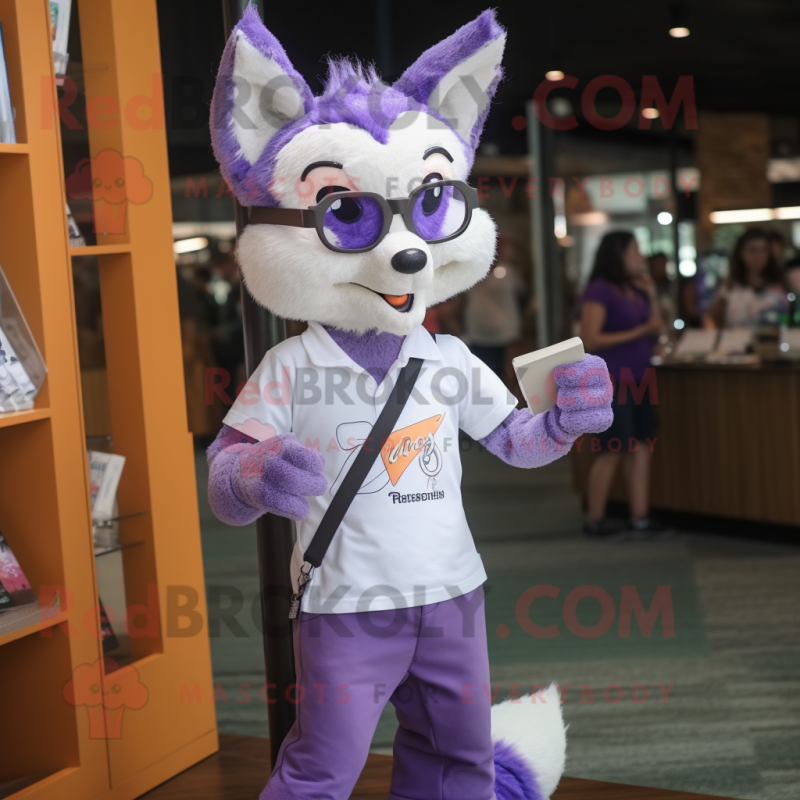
[207, 6, 613, 799]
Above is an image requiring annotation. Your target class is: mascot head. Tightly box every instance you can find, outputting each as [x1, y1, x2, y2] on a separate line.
[211, 6, 505, 335]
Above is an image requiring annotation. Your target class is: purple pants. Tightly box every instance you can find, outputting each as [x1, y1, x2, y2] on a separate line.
[261, 587, 494, 800]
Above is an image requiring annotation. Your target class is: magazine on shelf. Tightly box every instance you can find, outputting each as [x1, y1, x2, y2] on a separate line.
[98, 595, 120, 652]
[0, 325, 37, 410]
[0, 338, 22, 409]
[50, 0, 73, 79]
[0, 530, 36, 613]
[0, 22, 16, 143]
[0, 264, 48, 412]
[88, 451, 126, 521]
[0, 592, 60, 636]
[66, 203, 86, 247]
[0, 23, 17, 144]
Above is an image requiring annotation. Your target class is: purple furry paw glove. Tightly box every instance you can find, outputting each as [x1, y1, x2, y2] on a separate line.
[208, 427, 327, 525]
[552, 353, 614, 436]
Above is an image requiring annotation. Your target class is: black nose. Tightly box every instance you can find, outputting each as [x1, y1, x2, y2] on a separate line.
[391, 248, 427, 274]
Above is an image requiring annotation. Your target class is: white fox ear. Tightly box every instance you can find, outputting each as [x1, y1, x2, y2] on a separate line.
[425, 35, 505, 144]
[395, 10, 506, 148]
[210, 6, 312, 197]
[228, 32, 308, 164]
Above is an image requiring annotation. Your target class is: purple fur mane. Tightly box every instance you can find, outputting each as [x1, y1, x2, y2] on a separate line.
[210, 5, 505, 207]
[323, 325, 404, 385]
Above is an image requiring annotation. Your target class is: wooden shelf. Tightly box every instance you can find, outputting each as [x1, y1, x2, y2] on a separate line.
[69, 244, 131, 257]
[0, 406, 51, 429]
[0, 607, 68, 648]
[0, 142, 29, 154]
[0, 0, 216, 796]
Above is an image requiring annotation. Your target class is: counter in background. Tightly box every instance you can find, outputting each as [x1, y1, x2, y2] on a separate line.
[572, 362, 800, 527]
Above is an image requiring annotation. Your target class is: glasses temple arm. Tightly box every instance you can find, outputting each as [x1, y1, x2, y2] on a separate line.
[247, 207, 316, 228]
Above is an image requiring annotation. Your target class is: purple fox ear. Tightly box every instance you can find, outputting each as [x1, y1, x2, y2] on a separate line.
[394, 10, 505, 149]
[210, 5, 313, 198]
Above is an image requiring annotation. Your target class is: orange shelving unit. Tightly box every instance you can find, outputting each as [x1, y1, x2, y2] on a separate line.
[0, 1, 217, 798]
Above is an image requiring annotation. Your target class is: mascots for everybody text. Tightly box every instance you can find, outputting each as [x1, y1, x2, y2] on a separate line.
[208, 7, 613, 799]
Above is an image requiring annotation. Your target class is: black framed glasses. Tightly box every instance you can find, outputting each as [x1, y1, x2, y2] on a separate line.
[247, 179, 478, 254]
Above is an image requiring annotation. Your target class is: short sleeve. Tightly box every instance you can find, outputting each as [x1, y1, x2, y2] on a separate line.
[222, 350, 293, 441]
[582, 279, 613, 308]
[444, 337, 518, 440]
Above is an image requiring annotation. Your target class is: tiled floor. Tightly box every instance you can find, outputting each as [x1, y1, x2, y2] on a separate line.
[195, 442, 800, 800]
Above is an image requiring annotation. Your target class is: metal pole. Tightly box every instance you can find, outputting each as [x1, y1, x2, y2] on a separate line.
[221, 0, 297, 767]
[668, 128, 681, 321]
[527, 100, 560, 347]
[374, 0, 393, 78]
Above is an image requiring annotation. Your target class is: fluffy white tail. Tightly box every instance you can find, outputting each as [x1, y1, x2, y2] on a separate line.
[491, 683, 566, 800]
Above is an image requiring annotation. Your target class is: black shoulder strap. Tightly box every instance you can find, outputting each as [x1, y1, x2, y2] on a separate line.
[303, 354, 425, 568]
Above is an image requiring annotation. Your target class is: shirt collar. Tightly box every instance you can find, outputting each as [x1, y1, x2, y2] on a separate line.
[397, 323, 444, 365]
[301, 321, 443, 372]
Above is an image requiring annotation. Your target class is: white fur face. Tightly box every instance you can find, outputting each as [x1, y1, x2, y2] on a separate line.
[237, 112, 497, 335]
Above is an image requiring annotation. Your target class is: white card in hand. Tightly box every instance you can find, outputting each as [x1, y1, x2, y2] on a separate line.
[512, 337, 586, 415]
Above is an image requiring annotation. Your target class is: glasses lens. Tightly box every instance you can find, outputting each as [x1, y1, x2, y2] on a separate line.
[321, 194, 384, 251]
[410, 182, 468, 242]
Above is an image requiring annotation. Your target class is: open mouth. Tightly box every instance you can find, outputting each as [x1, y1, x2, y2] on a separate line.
[354, 284, 415, 313]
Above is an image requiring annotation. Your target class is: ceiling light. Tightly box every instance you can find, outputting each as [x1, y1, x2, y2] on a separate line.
[570, 212, 608, 226]
[679, 260, 697, 277]
[709, 209, 773, 224]
[545, 70, 565, 81]
[173, 236, 209, 254]
[642, 108, 660, 120]
[669, 3, 690, 38]
[172, 222, 236, 238]
[669, 27, 690, 38]
[657, 211, 673, 225]
[774, 206, 800, 220]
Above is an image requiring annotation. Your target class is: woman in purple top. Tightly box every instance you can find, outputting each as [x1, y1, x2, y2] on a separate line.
[580, 231, 668, 539]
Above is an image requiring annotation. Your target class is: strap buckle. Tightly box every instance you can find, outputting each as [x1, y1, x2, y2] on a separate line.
[288, 563, 314, 620]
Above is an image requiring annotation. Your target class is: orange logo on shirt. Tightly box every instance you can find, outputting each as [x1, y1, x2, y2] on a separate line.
[380, 414, 445, 485]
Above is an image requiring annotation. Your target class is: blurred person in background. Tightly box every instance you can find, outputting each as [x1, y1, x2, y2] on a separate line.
[422, 306, 441, 334]
[580, 231, 668, 539]
[463, 237, 525, 379]
[767, 228, 787, 268]
[435, 294, 466, 337]
[680, 274, 703, 328]
[707, 227, 788, 328]
[192, 267, 220, 336]
[211, 252, 245, 392]
[786, 255, 800, 294]
[177, 266, 219, 438]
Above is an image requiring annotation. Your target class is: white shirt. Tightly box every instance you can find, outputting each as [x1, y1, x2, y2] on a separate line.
[223, 322, 518, 614]
[713, 283, 788, 328]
